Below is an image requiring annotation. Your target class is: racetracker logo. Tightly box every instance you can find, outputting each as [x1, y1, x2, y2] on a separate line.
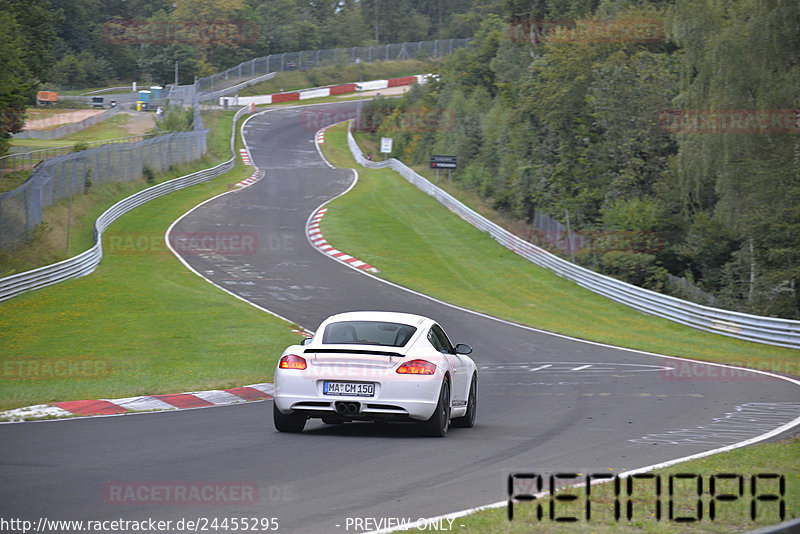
[2, 358, 112, 380]
[303, 109, 456, 133]
[659, 359, 796, 381]
[509, 19, 664, 44]
[105, 231, 261, 255]
[103, 20, 259, 45]
[659, 109, 800, 134]
[104, 482, 260, 505]
[301, 110, 359, 131]
[510, 228, 665, 256]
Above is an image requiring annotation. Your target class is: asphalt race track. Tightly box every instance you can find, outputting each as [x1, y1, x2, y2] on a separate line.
[2, 102, 799, 533]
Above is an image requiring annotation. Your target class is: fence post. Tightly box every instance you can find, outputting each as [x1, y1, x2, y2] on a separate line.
[23, 186, 29, 231]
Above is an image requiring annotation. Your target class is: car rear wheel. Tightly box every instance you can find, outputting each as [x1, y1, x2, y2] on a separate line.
[420, 379, 450, 437]
[452, 374, 477, 428]
[273, 403, 306, 433]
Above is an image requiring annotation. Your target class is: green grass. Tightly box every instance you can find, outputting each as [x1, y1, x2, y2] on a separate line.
[0, 110, 299, 413]
[0, 111, 233, 277]
[319, 120, 800, 533]
[11, 114, 147, 149]
[0, 165, 298, 412]
[457, 436, 799, 533]
[320, 122, 799, 373]
[0, 170, 31, 194]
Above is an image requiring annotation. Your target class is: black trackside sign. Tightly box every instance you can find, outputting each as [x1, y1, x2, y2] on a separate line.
[430, 155, 457, 169]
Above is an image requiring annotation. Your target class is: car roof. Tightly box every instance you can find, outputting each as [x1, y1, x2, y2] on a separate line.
[320, 311, 431, 328]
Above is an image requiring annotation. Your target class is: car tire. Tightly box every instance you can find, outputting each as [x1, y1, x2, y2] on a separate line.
[452, 374, 477, 428]
[420, 379, 450, 437]
[273, 403, 306, 433]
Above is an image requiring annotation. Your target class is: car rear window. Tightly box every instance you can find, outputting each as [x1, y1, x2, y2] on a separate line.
[322, 321, 417, 347]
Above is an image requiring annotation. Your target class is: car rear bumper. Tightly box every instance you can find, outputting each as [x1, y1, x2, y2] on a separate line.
[274, 367, 441, 421]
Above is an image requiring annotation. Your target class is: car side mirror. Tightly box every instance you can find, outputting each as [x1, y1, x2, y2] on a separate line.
[301, 337, 312, 346]
[455, 343, 472, 355]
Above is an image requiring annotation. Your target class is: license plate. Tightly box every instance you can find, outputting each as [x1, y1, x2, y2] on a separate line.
[323, 381, 375, 397]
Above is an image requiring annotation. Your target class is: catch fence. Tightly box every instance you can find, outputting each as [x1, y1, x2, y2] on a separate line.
[0, 130, 207, 251]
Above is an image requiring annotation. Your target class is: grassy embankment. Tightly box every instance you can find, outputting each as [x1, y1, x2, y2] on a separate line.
[0, 109, 298, 413]
[317, 120, 799, 533]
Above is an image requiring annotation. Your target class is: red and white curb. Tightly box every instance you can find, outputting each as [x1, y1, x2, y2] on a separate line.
[308, 208, 378, 273]
[291, 328, 313, 338]
[239, 148, 252, 165]
[235, 169, 263, 188]
[0, 383, 275, 423]
[316, 128, 326, 144]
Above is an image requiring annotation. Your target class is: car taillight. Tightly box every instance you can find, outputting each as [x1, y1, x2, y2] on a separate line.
[279, 354, 307, 370]
[396, 359, 436, 375]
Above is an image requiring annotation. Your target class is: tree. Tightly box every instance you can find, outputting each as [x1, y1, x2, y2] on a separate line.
[0, 13, 26, 155]
[669, 0, 800, 316]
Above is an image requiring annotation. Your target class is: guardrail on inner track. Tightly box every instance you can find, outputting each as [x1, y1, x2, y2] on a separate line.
[0, 105, 251, 303]
[346, 123, 800, 350]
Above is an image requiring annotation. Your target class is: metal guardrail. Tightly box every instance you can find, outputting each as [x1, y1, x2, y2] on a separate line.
[196, 73, 276, 104]
[346, 124, 800, 349]
[0, 106, 249, 302]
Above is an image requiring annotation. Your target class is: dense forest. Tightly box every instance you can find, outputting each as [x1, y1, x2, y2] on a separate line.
[0, 0, 490, 92]
[0, 0, 495, 155]
[358, 0, 799, 319]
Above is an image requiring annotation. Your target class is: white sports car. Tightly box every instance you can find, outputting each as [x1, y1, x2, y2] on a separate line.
[272, 311, 477, 437]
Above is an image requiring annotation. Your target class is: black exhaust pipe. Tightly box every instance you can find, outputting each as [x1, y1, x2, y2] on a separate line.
[336, 402, 360, 415]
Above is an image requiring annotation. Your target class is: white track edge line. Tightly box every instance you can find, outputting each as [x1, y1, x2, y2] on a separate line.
[307, 120, 800, 533]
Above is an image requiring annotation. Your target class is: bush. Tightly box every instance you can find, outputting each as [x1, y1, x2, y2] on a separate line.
[156, 106, 193, 132]
[353, 97, 400, 134]
[599, 251, 668, 291]
[142, 164, 155, 184]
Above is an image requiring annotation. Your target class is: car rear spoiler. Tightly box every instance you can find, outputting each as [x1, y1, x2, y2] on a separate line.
[302, 348, 404, 358]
